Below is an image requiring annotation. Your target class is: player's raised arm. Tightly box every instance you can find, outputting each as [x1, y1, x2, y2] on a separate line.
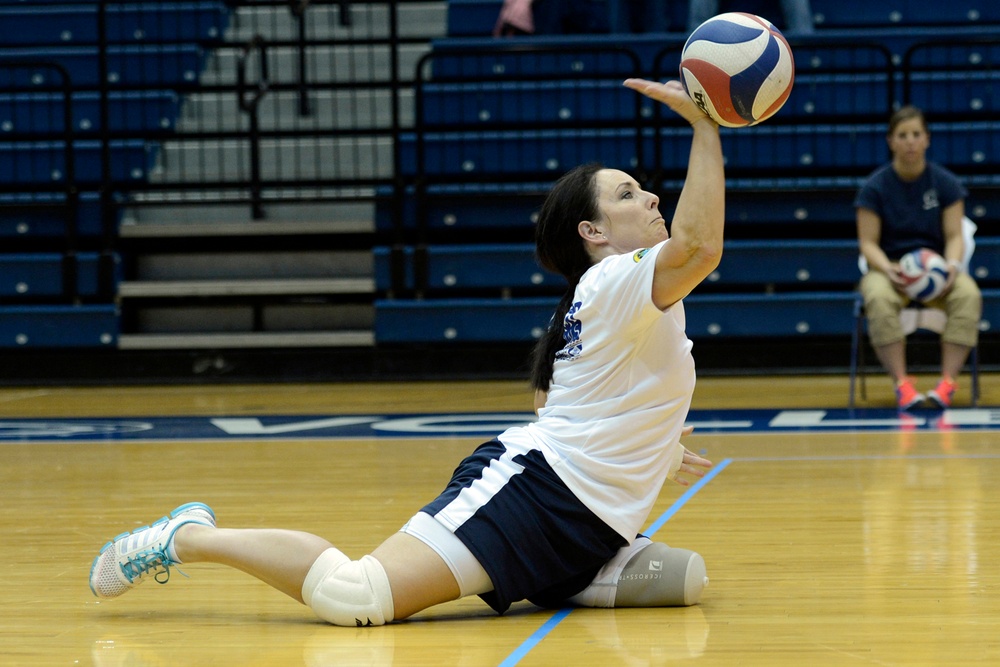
[624, 79, 725, 310]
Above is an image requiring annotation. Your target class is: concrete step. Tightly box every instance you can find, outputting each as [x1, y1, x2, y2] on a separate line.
[118, 330, 374, 349]
[225, 2, 447, 42]
[119, 277, 374, 298]
[148, 136, 394, 182]
[176, 88, 414, 133]
[200, 42, 431, 87]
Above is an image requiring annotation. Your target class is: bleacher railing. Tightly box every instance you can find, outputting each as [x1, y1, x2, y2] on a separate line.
[0, 61, 84, 301]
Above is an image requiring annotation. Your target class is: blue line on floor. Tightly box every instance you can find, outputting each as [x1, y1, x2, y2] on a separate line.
[498, 458, 732, 666]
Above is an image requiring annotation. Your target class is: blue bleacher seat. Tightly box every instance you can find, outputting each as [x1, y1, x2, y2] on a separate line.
[426, 43, 645, 79]
[375, 296, 557, 343]
[0, 303, 118, 347]
[722, 177, 861, 225]
[700, 240, 859, 287]
[788, 73, 891, 119]
[0, 251, 117, 298]
[421, 80, 645, 126]
[0, 139, 151, 184]
[375, 182, 546, 233]
[811, 0, 1000, 27]
[907, 71, 1000, 118]
[376, 284, 1000, 344]
[0, 45, 203, 87]
[399, 128, 641, 177]
[0, 91, 180, 135]
[969, 238, 1000, 285]
[375, 243, 561, 293]
[447, 0, 502, 37]
[0, 192, 108, 238]
[0, 3, 228, 45]
[374, 292, 862, 343]
[433, 26, 1000, 72]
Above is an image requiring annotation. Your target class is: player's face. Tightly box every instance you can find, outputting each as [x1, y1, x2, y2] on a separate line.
[593, 169, 667, 251]
[888, 117, 929, 164]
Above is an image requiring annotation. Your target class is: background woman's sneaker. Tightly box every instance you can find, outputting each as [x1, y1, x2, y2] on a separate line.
[927, 377, 957, 409]
[895, 377, 924, 411]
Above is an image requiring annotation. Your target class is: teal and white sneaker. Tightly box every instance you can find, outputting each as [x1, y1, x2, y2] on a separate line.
[89, 502, 215, 599]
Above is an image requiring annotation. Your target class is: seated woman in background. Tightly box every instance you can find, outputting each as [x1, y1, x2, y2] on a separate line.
[855, 105, 982, 411]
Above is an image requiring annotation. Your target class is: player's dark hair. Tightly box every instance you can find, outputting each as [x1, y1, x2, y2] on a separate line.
[530, 162, 603, 392]
[888, 105, 927, 136]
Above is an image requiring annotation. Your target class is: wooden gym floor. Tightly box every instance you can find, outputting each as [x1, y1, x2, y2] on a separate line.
[1, 373, 998, 665]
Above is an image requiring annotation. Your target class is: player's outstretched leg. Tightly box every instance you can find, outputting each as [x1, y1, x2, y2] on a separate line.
[89, 502, 216, 599]
[569, 537, 708, 608]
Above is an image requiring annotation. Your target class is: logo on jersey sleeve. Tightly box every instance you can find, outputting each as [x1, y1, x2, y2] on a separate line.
[633, 248, 651, 262]
[555, 301, 583, 361]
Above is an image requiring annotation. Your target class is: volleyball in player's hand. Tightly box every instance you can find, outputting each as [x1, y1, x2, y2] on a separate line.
[679, 12, 795, 128]
[898, 248, 951, 303]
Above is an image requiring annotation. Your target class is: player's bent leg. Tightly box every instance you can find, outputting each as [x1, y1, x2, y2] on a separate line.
[369, 531, 467, 621]
[304, 529, 470, 626]
[569, 537, 709, 608]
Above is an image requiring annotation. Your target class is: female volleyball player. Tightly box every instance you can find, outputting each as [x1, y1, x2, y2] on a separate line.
[89, 77, 724, 625]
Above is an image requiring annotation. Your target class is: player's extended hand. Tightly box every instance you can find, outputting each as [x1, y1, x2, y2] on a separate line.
[671, 424, 714, 487]
[623, 78, 717, 128]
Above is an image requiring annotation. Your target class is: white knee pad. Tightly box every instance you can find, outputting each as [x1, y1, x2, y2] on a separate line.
[302, 548, 395, 627]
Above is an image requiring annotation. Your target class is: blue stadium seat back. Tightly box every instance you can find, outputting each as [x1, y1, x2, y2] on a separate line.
[105, 2, 230, 44]
[0, 91, 180, 135]
[684, 292, 857, 337]
[904, 40, 1000, 70]
[427, 42, 643, 79]
[968, 238, 1000, 287]
[0, 139, 151, 184]
[374, 182, 545, 232]
[722, 178, 861, 224]
[375, 244, 558, 292]
[901, 0, 1000, 25]
[421, 80, 644, 126]
[0, 192, 106, 238]
[702, 240, 859, 287]
[929, 122, 1000, 168]
[398, 128, 640, 177]
[374, 292, 860, 343]
[787, 72, 891, 119]
[0, 304, 118, 347]
[965, 178, 1000, 222]
[907, 71, 1000, 118]
[0, 45, 203, 87]
[657, 124, 885, 173]
[0, 3, 228, 45]
[809, 0, 1000, 27]
[0, 251, 117, 297]
[811, 0, 907, 27]
[375, 297, 556, 343]
[425, 244, 558, 290]
[447, 0, 502, 37]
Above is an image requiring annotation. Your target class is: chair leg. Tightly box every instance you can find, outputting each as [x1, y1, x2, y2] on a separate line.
[849, 296, 863, 408]
[859, 334, 867, 401]
[970, 345, 980, 407]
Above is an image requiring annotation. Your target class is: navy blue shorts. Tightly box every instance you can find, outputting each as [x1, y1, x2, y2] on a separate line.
[421, 438, 628, 614]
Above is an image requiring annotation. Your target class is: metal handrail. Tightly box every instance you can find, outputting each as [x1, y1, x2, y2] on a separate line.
[237, 34, 271, 219]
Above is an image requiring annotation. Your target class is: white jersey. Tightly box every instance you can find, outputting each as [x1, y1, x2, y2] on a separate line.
[498, 240, 695, 540]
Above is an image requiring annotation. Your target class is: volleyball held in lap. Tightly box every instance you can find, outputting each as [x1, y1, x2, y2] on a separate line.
[898, 248, 951, 303]
[679, 12, 795, 128]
